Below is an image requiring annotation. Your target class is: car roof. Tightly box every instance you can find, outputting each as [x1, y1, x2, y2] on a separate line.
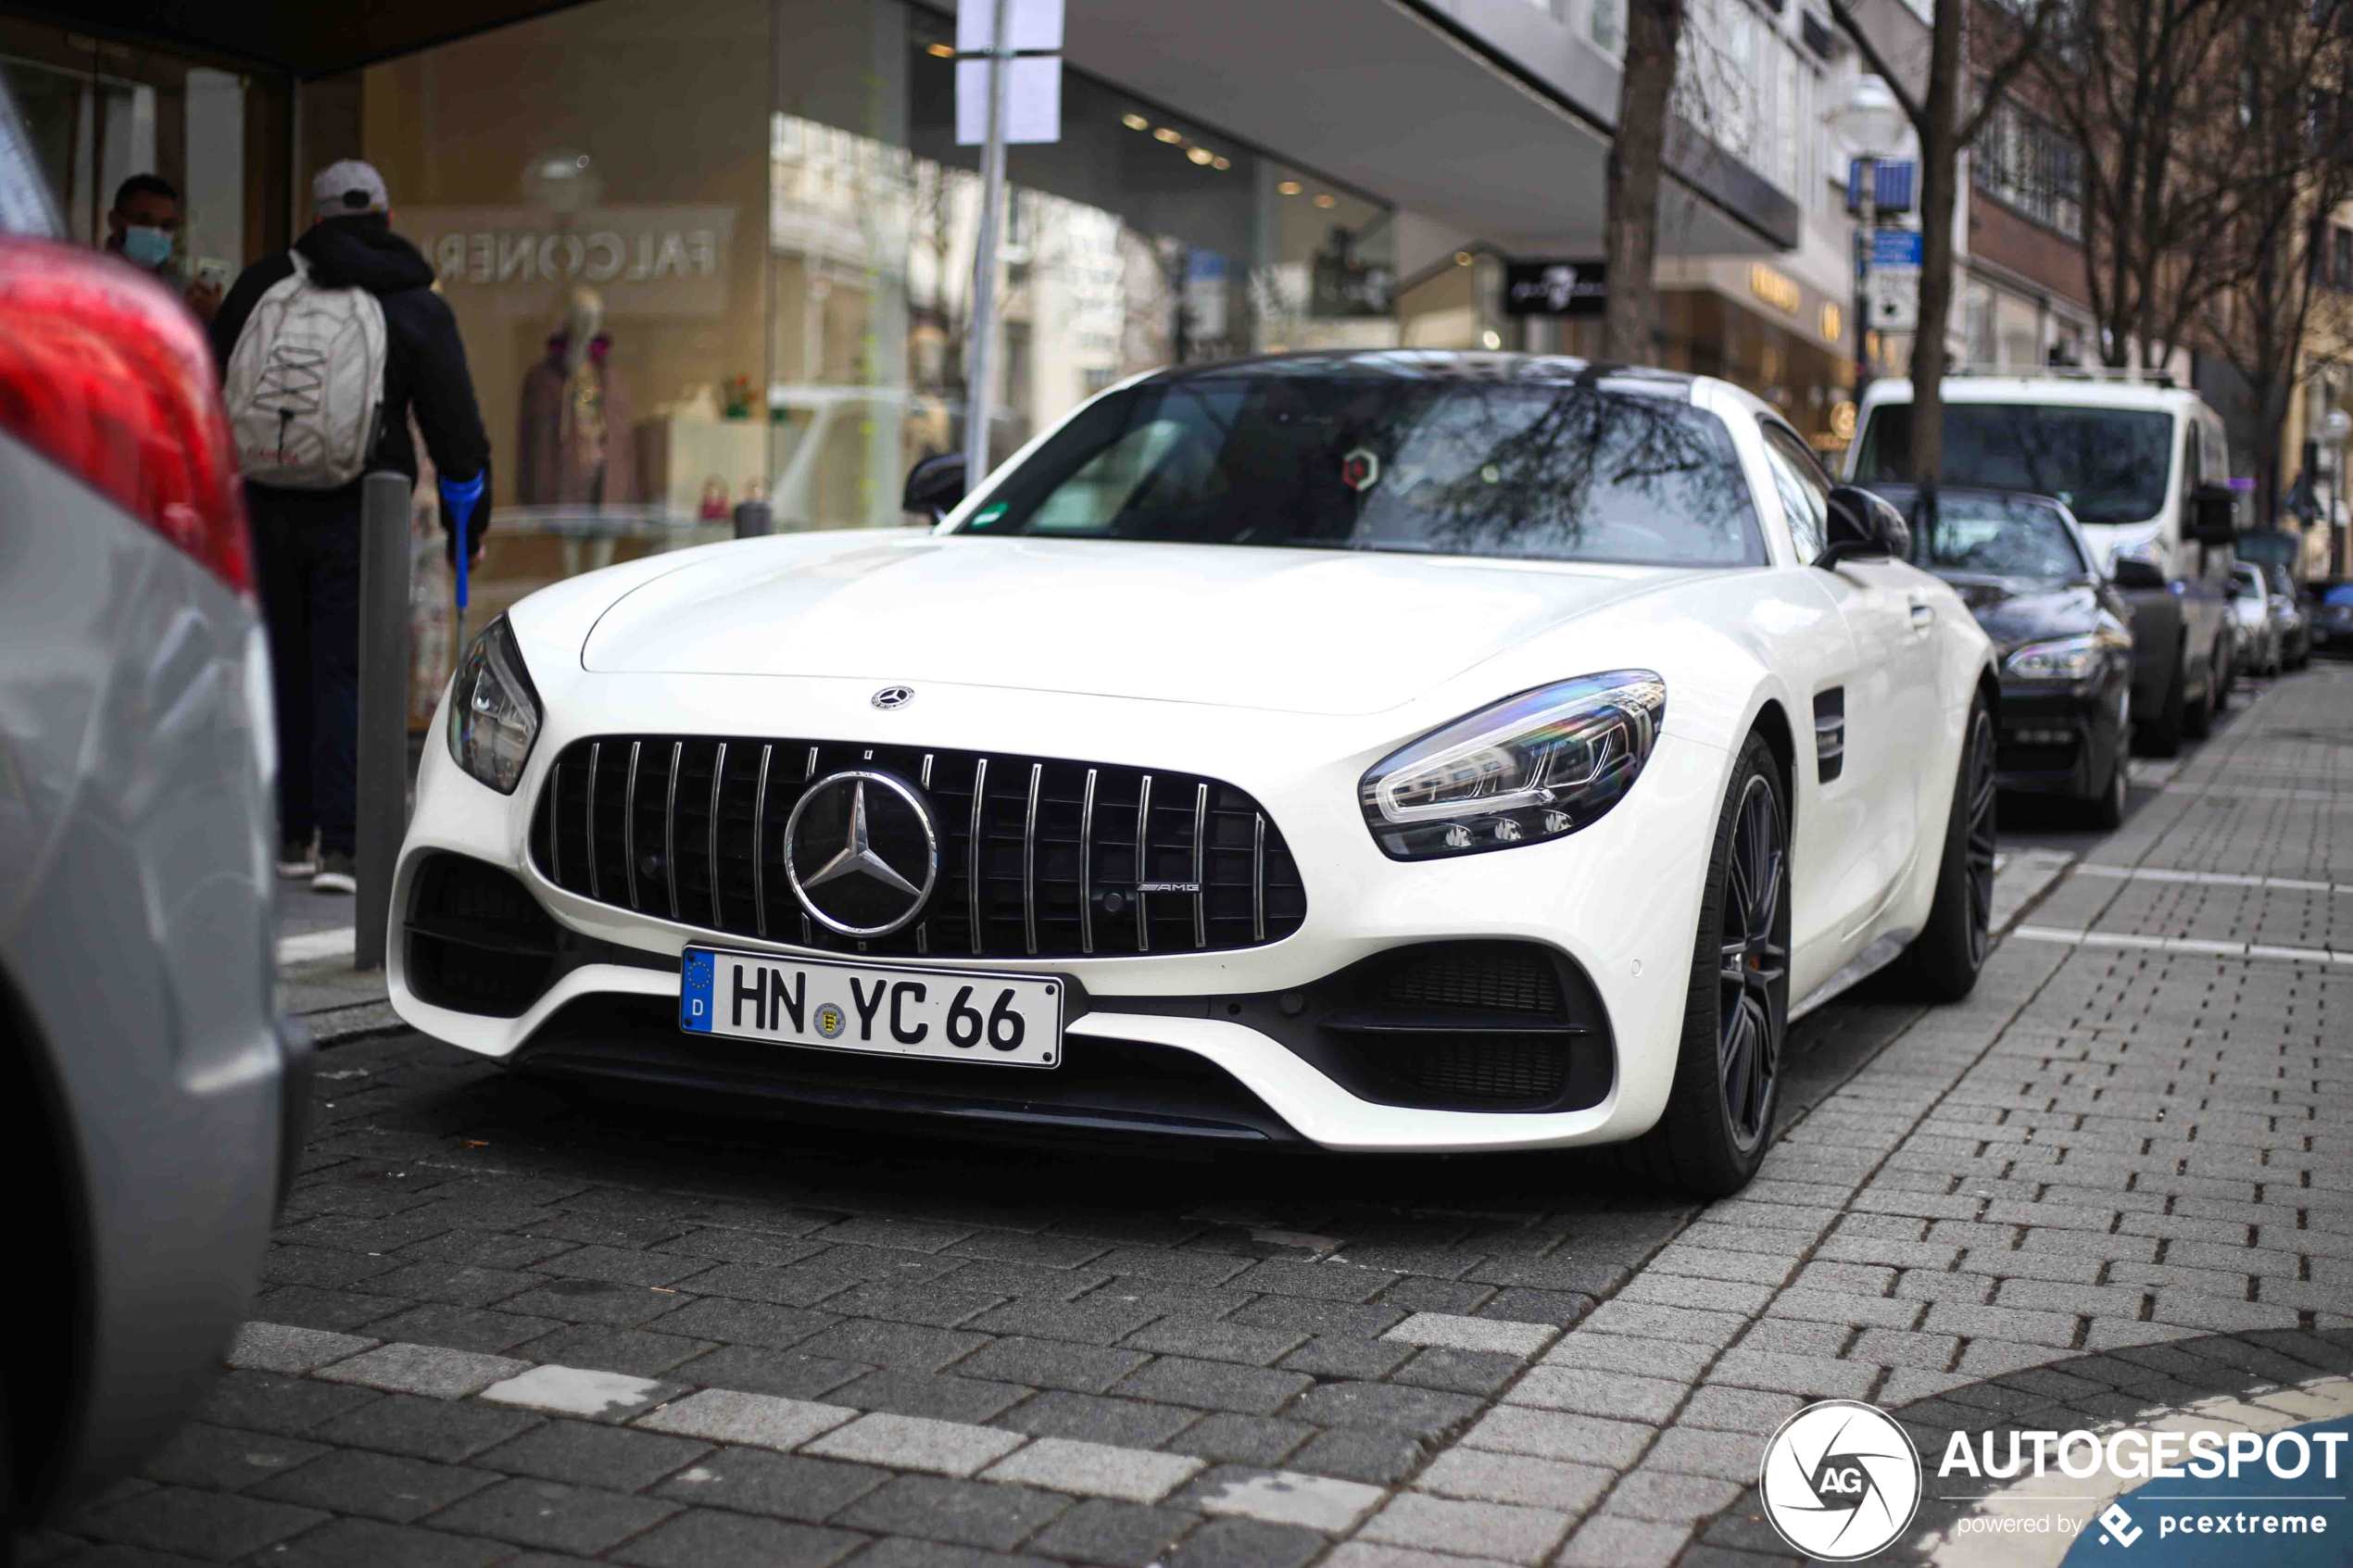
[1141, 349, 1708, 400]
[1858, 376, 2208, 413]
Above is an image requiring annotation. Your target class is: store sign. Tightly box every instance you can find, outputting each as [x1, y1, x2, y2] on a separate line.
[1504, 261, 1605, 317]
[1748, 262, 1802, 316]
[398, 206, 736, 319]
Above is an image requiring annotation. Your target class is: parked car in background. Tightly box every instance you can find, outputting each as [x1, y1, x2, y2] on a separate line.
[1868, 483, 2135, 827]
[0, 92, 309, 1534]
[1850, 374, 2239, 757]
[2268, 565, 2310, 670]
[2231, 564, 2283, 677]
[2313, 582, 2353, 658]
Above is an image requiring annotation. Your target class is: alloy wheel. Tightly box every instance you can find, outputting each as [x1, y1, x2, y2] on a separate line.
[1717, 774, 1787, 1152]
[1963, 711, 1997, 965]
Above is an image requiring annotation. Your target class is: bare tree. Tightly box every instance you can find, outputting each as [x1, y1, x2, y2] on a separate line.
[1828, 0, 2062, 487]
[2197, 0, 2353, 526]
[1603, 0, 1688, 363]
[2026, 0, 2241, 370]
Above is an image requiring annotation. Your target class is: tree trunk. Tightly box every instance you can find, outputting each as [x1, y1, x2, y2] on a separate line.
[1907, 0, 1967, 488]
[1603, 0, 1686, 365]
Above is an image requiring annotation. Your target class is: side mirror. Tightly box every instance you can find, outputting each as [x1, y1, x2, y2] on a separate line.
[2109, 555, 2167, 592]
[902, 452, 966, 522]
[2189, 482, 2237, 546]
[1818, 483, 1911, 569]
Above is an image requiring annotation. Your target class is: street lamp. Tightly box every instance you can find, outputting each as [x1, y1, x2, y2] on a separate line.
[1827, 76, 1907, 405]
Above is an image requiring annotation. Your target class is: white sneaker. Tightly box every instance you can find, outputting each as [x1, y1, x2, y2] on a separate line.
[311, 851, 356, 895]
[277, 839, 319, 878]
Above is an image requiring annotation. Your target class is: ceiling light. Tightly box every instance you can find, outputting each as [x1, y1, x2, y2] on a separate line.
[1455, 250, 1474, 266]
[925, 41, 953, 56]
[1213, 156, 1230, 170]
[1188, 145, 1214, 165]
[1122, 113, 1149, 130]
[1277, 180, 1302, 195]
[1314, 194, 1338, 208]
[1153, 127, 1183, 144]
[1481, 329, 1503, 349]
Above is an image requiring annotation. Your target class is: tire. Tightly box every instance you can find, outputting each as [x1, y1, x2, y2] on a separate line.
[2138, 648, 2186, 758]
[1635, 732, 1790, 1198]
[2082, 733, 2129, 831]
[2183, 646, 2217, 739]
[1898, 697, 1995, 1002]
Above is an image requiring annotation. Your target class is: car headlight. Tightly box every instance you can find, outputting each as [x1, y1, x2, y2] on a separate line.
[1359, 671, 1666, 860]
[2003, 631, 2125, 683]
[447, 615, 542, 794]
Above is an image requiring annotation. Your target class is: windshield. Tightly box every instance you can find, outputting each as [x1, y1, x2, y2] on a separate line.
[1855, 402, 2173, 523]
[956, 368, 1765, 568]
[1889, 490, 2087, 578]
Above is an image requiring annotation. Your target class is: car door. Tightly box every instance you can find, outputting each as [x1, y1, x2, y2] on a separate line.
[1757, 421, 1942, 949]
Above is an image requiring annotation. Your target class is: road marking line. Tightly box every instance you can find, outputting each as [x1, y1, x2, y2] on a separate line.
[2074, 864, 2353, 896]
[277, 926, 356, 965]
[2012, 925, 2347, 967]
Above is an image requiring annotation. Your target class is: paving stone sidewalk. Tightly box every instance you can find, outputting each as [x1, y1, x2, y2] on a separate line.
[19, 671, 2349, 1568]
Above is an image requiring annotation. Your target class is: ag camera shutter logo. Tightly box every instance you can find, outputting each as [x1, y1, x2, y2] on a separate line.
[1759, 1399, 1923, 1560]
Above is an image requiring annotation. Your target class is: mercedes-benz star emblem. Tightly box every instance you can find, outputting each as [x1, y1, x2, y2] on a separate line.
[782, 770, 939, 936]
[871, 684, 913, 709]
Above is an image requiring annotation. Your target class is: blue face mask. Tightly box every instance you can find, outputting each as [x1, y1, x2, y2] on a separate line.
[121, 225, 173, 270]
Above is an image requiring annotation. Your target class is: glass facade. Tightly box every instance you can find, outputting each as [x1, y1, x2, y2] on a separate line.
[339, 0, 1397, 610]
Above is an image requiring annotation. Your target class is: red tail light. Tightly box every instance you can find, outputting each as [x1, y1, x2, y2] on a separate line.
[0, 237, 252, 596]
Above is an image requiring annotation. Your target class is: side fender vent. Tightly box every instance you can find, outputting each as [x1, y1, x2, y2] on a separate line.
[1814, 688, 1846, 784]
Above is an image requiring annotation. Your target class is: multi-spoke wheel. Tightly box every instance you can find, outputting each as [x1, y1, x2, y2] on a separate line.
[1899, 698, 1996, 1001]
[1717, 775, 1787, 1153]
[1642, 732, 1788, 1196]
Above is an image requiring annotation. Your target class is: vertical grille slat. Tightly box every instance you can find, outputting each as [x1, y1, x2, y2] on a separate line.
[534, 735, 1303, 960]
[623, 740, 643, 912]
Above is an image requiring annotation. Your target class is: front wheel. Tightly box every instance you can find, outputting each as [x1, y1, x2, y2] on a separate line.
[1637, 732, 1789, 1198]
[2183, 647, 2218, 739]
[2082, 730, 2129, 830]
[1899, 698, 1995, 1002]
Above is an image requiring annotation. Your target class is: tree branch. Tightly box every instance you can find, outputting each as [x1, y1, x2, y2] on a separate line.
[1825, 0, 1928, 131]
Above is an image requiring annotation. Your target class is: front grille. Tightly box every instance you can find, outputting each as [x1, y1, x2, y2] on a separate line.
[529, 736, 1306, 960]
[1373, 945, 1565, 1015]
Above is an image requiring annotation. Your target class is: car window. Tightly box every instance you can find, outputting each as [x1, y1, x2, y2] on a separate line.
[1855, 402, 2173, 522]
[2233, 567, 2261, 599]
[1895, 491, 2089, 578]
[961, 367, 1768, 568]
[1757, 422, 1831, 562]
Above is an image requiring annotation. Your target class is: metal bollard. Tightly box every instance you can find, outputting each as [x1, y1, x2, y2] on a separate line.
[733, 499, 773, 538]
[354, 471, 412, 972]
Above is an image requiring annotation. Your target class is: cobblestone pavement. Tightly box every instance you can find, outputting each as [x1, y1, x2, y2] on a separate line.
[22, 670, 2351, 1568]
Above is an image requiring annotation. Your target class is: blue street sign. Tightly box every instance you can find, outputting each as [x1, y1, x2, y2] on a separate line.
[1869, 229, 1923, 270]
[1846, 158, 1916, 214]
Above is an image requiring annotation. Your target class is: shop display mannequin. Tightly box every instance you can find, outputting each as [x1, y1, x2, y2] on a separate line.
[519, 286, 636, 508]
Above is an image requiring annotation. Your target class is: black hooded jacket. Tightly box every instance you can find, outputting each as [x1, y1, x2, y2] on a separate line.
[212, 214, 493, 548]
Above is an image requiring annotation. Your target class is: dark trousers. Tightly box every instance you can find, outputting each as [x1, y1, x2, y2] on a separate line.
[252, 487, 364, 858]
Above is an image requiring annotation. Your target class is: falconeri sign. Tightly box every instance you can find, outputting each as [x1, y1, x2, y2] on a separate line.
[396, 205, 736, 319]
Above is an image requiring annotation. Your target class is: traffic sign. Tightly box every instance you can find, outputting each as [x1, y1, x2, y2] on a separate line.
[1869, 229, 1922, 270]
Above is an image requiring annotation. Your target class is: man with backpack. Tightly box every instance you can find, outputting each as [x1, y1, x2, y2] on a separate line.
[211, 160, 492, 893]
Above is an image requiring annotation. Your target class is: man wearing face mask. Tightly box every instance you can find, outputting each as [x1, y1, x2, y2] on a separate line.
[104, 173, 222, 324]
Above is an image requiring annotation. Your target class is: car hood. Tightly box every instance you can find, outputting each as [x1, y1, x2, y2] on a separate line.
[580, 533, 1687, 716]
[1934, 571, 2105, 654]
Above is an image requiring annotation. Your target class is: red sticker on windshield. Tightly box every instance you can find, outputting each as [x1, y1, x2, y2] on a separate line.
[1340, 447, 1380, 492]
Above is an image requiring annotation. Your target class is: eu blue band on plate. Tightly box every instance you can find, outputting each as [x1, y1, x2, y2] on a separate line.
[680, 947, 715, 1032]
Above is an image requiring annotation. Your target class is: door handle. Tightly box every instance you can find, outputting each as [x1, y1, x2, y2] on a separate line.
[1909, 601, 1934, 632]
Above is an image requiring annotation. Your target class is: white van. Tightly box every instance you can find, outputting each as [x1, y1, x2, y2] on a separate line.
[1849, 375, 2239, 754]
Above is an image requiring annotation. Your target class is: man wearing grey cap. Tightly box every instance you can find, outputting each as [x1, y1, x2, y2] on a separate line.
[211, 159, 493, 893]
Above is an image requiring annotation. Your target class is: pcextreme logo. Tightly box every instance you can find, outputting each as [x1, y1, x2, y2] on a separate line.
[1758, 1399, 1924, 1560]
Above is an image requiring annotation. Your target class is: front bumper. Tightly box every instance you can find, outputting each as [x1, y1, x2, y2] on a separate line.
[392, 673, 1732, 1154]
[1994, 681, 2122, 797]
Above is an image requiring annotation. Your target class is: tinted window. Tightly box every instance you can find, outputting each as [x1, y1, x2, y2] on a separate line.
[1856, 403, 2173, 523]
[961, 370, 1766, 568]
[1758, 422, 1831, 561]
[1901, 492, 2088, 578]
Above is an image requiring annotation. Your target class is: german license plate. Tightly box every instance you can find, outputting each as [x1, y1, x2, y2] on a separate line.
[680, 947, 1062, 1068]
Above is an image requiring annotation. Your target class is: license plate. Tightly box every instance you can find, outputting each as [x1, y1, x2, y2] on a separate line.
[680, 947, 1063, 1068]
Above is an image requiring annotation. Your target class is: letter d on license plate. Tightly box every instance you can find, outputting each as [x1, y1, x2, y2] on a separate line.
[680, 947, 1062, 1068]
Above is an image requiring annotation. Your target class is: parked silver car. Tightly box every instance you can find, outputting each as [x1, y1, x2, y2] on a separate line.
[2231, 562, 2283, 677]
[0, 126, 308, 1525]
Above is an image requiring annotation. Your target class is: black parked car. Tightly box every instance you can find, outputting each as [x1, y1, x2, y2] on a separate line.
[1870, 484, 2136, 826]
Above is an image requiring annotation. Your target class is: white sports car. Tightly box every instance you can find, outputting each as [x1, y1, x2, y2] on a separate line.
[396, 351, 1995, 1195]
